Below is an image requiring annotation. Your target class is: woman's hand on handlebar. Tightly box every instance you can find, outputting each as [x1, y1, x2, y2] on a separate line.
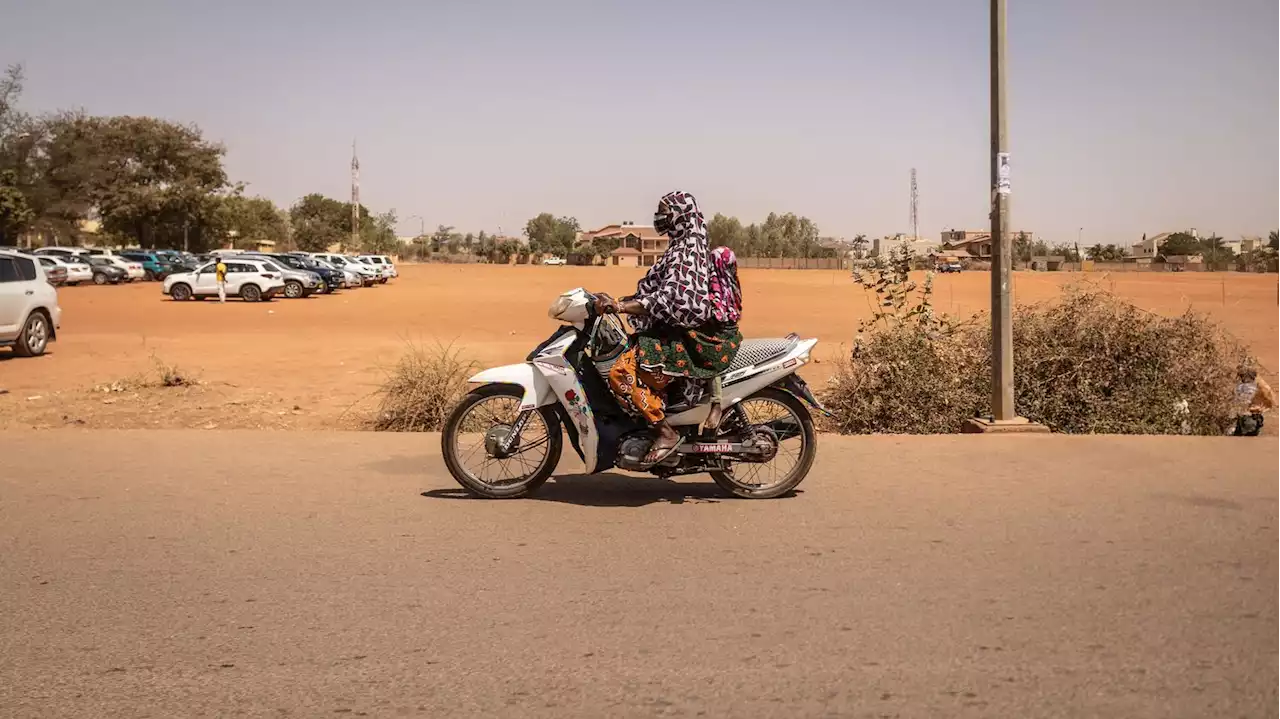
[593, 292, 619, 315]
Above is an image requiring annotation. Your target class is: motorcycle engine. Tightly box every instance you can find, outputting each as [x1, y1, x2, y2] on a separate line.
[616, 432, 659, 471]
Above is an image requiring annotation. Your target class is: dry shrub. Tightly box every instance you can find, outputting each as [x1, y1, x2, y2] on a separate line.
[826, 243, 1251, 434]
[824, 321, 988, 434]
[151, 354, 197, 387]
[1011, 287, 1247, 434]
[371, 341, 477, 431]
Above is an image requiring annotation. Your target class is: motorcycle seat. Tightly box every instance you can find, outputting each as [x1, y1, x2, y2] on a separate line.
[723, 335, 800, 374]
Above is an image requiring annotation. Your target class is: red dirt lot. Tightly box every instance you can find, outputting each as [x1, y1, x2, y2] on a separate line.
[1, 265, 1275, 430]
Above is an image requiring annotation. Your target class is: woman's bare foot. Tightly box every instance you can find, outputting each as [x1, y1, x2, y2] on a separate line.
[705, 402, 723, 433]
[643, 421, 681, 465]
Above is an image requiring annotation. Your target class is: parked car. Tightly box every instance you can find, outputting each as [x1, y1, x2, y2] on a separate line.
[0, 250, 62, 357]
[101, 255, 145, 281]
[154, 250, 198, 273]
[239, 253, 324, 298]
[34, 256, 69, 286]
[163, 258, 286, 302]
[934, 261, 962, 274]
[33, 247, 91, 259]
[254, 253, 343, 293]
[358, 254, 398, 279]
[350, 256, 389, 283]
[312, 258, 362, 289]
[312, 253, 377, 287]
[119, 251, 174, 281]
[85, 257, 128, 285]
[542, 256, 567, 266]
[46, 255, 94, 286]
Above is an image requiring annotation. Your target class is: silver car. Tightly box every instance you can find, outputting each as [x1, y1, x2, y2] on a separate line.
[239, 254, 322, 298]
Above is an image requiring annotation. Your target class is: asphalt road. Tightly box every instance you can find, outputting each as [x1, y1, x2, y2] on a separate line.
[1, 431, 1275, 718]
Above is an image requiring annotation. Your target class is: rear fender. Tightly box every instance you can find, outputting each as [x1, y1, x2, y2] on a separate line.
[468, 363, 556, 410]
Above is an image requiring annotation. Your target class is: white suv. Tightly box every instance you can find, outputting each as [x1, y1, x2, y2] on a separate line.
[163, 258, 286, 302]
[312, 253, 377, 286]
[0, 250, 62, 357]
[358, 254, 398, 279]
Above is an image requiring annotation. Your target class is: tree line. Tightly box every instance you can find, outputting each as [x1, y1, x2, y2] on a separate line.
[1083, 231, 1279, 271]
[0, 64, 397, 254]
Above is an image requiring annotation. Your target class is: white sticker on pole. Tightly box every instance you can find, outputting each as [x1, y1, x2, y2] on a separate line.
[997, 153, 1011, 196]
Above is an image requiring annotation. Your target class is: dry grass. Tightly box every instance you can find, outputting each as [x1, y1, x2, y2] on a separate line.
[370, 341, 478, 432]
[824, 275, 1253, 434]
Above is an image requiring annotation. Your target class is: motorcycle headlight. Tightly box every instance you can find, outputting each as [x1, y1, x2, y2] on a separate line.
[548, 295, 573, 319]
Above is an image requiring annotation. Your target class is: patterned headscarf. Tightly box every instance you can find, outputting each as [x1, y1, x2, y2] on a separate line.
[708, 245, 742, 324]
[632, 190, 713, 331]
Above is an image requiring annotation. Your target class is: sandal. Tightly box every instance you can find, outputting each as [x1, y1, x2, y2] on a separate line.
[642, 430, 682, 466]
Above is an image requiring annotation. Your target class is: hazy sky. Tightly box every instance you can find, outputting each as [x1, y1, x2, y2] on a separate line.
[3, 0, 1276, 244]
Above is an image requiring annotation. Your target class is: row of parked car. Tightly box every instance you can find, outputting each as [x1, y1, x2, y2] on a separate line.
[22, 246, 398, 300]
[160, 251, 398, 302]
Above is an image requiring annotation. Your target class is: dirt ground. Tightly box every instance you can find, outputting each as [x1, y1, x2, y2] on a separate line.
[1, 265, 1275, 430]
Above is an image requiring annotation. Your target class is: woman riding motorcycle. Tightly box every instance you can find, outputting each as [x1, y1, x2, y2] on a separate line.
[595, 190, 743, 465]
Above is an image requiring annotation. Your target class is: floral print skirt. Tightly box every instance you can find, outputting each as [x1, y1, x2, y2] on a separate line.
[606, 323, 741, 424]
[635, 322, 742, 380]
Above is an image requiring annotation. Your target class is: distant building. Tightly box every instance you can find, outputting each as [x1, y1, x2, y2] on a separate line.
[583, 222, 669, 267]
[1238, 236, 1266, 254]
[1129, 232, 1172, 259]
[939, 228, 1034, 260]
[871, 234, 939, 258]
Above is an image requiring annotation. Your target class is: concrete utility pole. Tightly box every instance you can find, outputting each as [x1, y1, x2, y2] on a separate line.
[990, 0, 1014, 421]
[965, 0, 1046, 434]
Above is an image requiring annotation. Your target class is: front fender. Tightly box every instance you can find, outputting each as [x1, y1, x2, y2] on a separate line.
[468, 363, 556, 409]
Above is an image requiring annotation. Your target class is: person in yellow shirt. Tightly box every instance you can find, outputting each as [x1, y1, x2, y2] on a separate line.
[215, 258, 228, 303]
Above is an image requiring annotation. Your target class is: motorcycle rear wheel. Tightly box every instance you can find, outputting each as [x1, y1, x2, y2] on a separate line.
[710, 388, 816, 499]
[441, 384, 563, 498]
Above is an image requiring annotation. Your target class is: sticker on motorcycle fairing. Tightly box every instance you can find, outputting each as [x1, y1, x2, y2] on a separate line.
[533, 360, 568, 375]
[563, 389, 591, 437]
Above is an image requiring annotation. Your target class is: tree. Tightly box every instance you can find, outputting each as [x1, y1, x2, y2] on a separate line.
[215, 194, 286, 250]
[360, 209, 399, 255]
[590, 233, 620, 259]
[524, 213, 578, 256]
[0, 169, 33, 244]
[1050, 243, 1080, 262]
[1086, 244, 1105, 261]
[1197, 234, 1232, 268]
[53, 115, 231, 247]
[1158, 232, 1200, 258]
[1269, 231, 1278, 251]
[850, 234, 869, 258]
[1013, 232, 1033, 262]
[707, 213, 745, 249]
[431, 224, 455, 254]
[289, 194, 349, 252]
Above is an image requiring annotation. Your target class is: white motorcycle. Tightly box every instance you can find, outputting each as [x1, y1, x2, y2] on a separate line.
[440, 288, 830, 499]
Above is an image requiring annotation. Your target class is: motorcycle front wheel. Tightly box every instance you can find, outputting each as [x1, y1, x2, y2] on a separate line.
[441, 384, 563, 498]
[710, 388, 817, 499]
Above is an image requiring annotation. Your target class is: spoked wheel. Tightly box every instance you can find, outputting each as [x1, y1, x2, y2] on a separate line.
[710, 387, 816, 499]
[441, 384, 563, 498]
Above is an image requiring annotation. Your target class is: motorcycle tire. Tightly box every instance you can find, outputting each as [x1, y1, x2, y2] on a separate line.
[441, 384, 563, 499]
[710, 387, 817, 499]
